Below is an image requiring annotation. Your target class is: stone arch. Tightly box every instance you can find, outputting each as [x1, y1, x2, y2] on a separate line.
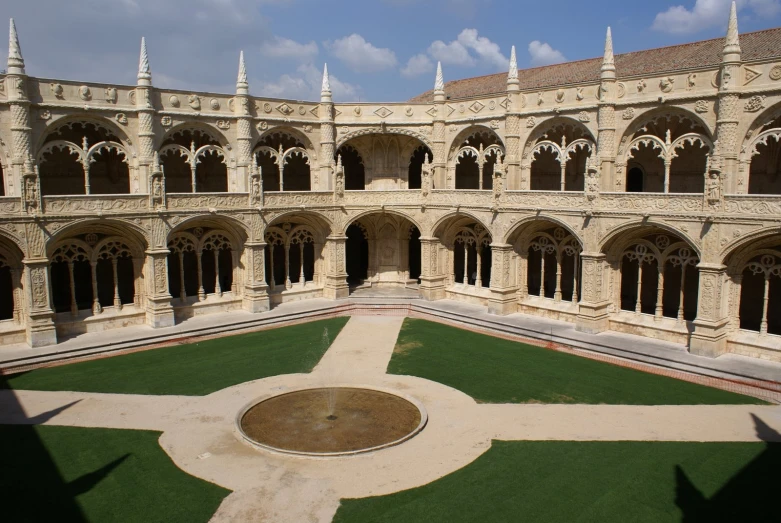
[0, 232, 24, 323]
[256, 126, 315, 155]
[35, 114, 134, 154]
[598, 220, 701, 259]
[446, 125, 504, 161]
[37, 117, 135, 195]
[522, 116, 596, 157]
[46, 218, 149, 257]
[722, 227, 781, 273]
[159, 122, 229, 150]
[503, 214, 584, 247]
[166, 214, 248, 247]
[432, 211, 492, 241]
[740, 101, 781, 195]
[336, 127, 432, 151]
[618, 106, 713, 148]
[254, 129, 313, 192]
[601, 224, 700, 322]
[266, 211, 333, 244]
[343, 208, 422, 237]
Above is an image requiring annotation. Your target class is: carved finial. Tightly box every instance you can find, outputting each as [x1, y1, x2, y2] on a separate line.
[321, 63, 331, 94]
[723, 1, 741, 61]
[153, 151, 161, 171]
[601, 27, 615, 78]
[336, 154, 343, 171]
[507, 45, 518, 82]
[138, 37, 151, 85]
[236, 50, 248, 94]
[7, 18, 24, 75]
[424, 153, 430, 165]
[434, 61, 444, 92]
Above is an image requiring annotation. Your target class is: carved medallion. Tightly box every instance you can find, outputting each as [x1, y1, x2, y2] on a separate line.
[769, 65, 781, 81]
[210, 98, 220, 110]
[169, 94, 180, 107]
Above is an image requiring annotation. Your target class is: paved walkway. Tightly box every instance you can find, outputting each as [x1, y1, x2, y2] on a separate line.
[1, 316, 780, 522]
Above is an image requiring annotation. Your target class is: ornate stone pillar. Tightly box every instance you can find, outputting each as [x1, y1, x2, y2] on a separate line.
[136, 38, 155, 195]
[235, 51, 253, 193]
[597, 28, 617, 190]
[24, 260, 57, 347]
[431, 62, 447, 190]
[715, 4, 743, 193]
[319, 65, 335, 191]
[418, 237, 445, 300]
[7, 19, 31, 197]
[143, 249, 175, 328]
[488, 243, 517, 315]
[323, 235, 349, 299]
[576, 252, 611, 333]
[690, 263, 730, 358]
[242, 241, 270, 313]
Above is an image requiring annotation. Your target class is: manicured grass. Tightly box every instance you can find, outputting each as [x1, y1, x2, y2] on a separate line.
[3, 317, 348, 396]
[334, 440, 780, 523]
[0, 424, 229, 522]
[388, 319, 765, 405]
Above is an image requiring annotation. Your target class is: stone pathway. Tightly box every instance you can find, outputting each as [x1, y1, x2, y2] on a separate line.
[1, 316, 780, 522]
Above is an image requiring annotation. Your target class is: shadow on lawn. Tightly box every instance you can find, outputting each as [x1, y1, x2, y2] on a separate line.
[0, 375, 128, 521]
[675, 414, 781, 523]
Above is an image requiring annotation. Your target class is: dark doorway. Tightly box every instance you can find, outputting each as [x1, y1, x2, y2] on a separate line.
[627, 167, 644, 192]
[346, 224, 368, 285]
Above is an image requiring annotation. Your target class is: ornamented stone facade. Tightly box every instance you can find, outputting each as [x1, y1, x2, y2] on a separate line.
[1, 6, 780, 362]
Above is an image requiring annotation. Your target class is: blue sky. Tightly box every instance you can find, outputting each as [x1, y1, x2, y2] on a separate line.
[3, 0, 781, 102]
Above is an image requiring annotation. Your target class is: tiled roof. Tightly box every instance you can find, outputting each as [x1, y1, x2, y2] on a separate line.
[409, 27, 781, 103]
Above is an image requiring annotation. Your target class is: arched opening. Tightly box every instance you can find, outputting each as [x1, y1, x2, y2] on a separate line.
[345, 223, 369, 285]
[626, 167, 644, 192]
[453, 130, 501, 190]
[94, 239, 136, 310]
[0, 240, 22, 323]
[264, 223, 319, 291]
[528, 122, 593, 191]
[345, 214, 420, 289]
[622, 113, 710, 194]
[160, 128, 228, 193]
[167, 226, 237, 302]
[737, 251, 781, 335]
[51, 242, 93, 314]
[611, 232, 699, 321]
[408, 145, 431, 190]
[338, 145, 365, 190]
[38, 121, 130, 195]
[747, 114, 781, 194]
[408, 226, 421, 282]
[254, 131, 311, 192]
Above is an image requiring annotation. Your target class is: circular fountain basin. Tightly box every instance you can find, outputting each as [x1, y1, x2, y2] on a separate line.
[238, 387, 427, 457]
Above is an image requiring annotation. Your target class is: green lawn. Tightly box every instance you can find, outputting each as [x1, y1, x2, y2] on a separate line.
[3, 317, 348, 396]
[388, 319, 765, 405]
[0, 424, 229, 522]
[334, 440, 780, 523]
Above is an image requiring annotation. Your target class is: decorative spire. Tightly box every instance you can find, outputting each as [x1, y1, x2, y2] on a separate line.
[600, 26, 616, 82]
[7, 18, 25, 75]
[321, 63, 331, 94]
[434, 61, 444, 92]
[723, 1, 741, 61]
[507, 45, 518, 82]
[236, 50, 248, 95]
[137, 37, 151, 85]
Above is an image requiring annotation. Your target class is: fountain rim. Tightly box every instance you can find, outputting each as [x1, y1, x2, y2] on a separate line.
[235, 384, 429, 458]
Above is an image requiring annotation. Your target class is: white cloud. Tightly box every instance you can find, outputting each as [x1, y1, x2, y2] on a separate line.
[401, 54, 434, 77]
[426, 29, 507, 69]
[456, 29, 508, 69]
[528, 40, 566, 66]
[259, 36, 318, 62]
[652, 0, 781, 35]
[257, 63, 361, 101]
[326, 34, 398, 73]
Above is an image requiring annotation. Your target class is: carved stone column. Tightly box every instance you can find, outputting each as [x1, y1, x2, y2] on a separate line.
[432, 63, 447, 190]
[576, 252, 611, 333]
[242, 241, 270, 313]
[689, 263, 730, 358]
[235, 51, 253, 193]
[488, 243, 517, 315]
[319, 65, 335, 192]
[136, 38, 155, 195]
[144, 249, 175, 328]
[597, 28, 617, 190]
[323, 235, 349, 299]
[716, 4, 742, 192]
[7, 20, 31, 198]
[419, 236, 446, 300]
[24, 260, 57, 347]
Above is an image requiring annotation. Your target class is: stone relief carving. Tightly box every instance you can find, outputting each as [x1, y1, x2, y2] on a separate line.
[659, 77, 674, 93]
[743, 95, 766, 112]
[169, 95, 180, 107]
[50, 83, 64, 98]
[188, 95, 201, 110]
[770, 65, 781, 81]
[210, 98, 220, 110]
[686, 73, 697, 90]
[622, 108, 634, 120]
[105, 87, 117, 103]
[636, 79, 647, 93]
[115, 113, 128, 125]
[695, 100, 709, 113]
[78, 85, 92, 101]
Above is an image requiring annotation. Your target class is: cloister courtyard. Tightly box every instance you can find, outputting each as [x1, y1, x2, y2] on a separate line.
[1, 310, 780, 522]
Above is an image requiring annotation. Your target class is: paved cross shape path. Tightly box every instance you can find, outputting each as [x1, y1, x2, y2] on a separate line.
[1, 316, 780, 522]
